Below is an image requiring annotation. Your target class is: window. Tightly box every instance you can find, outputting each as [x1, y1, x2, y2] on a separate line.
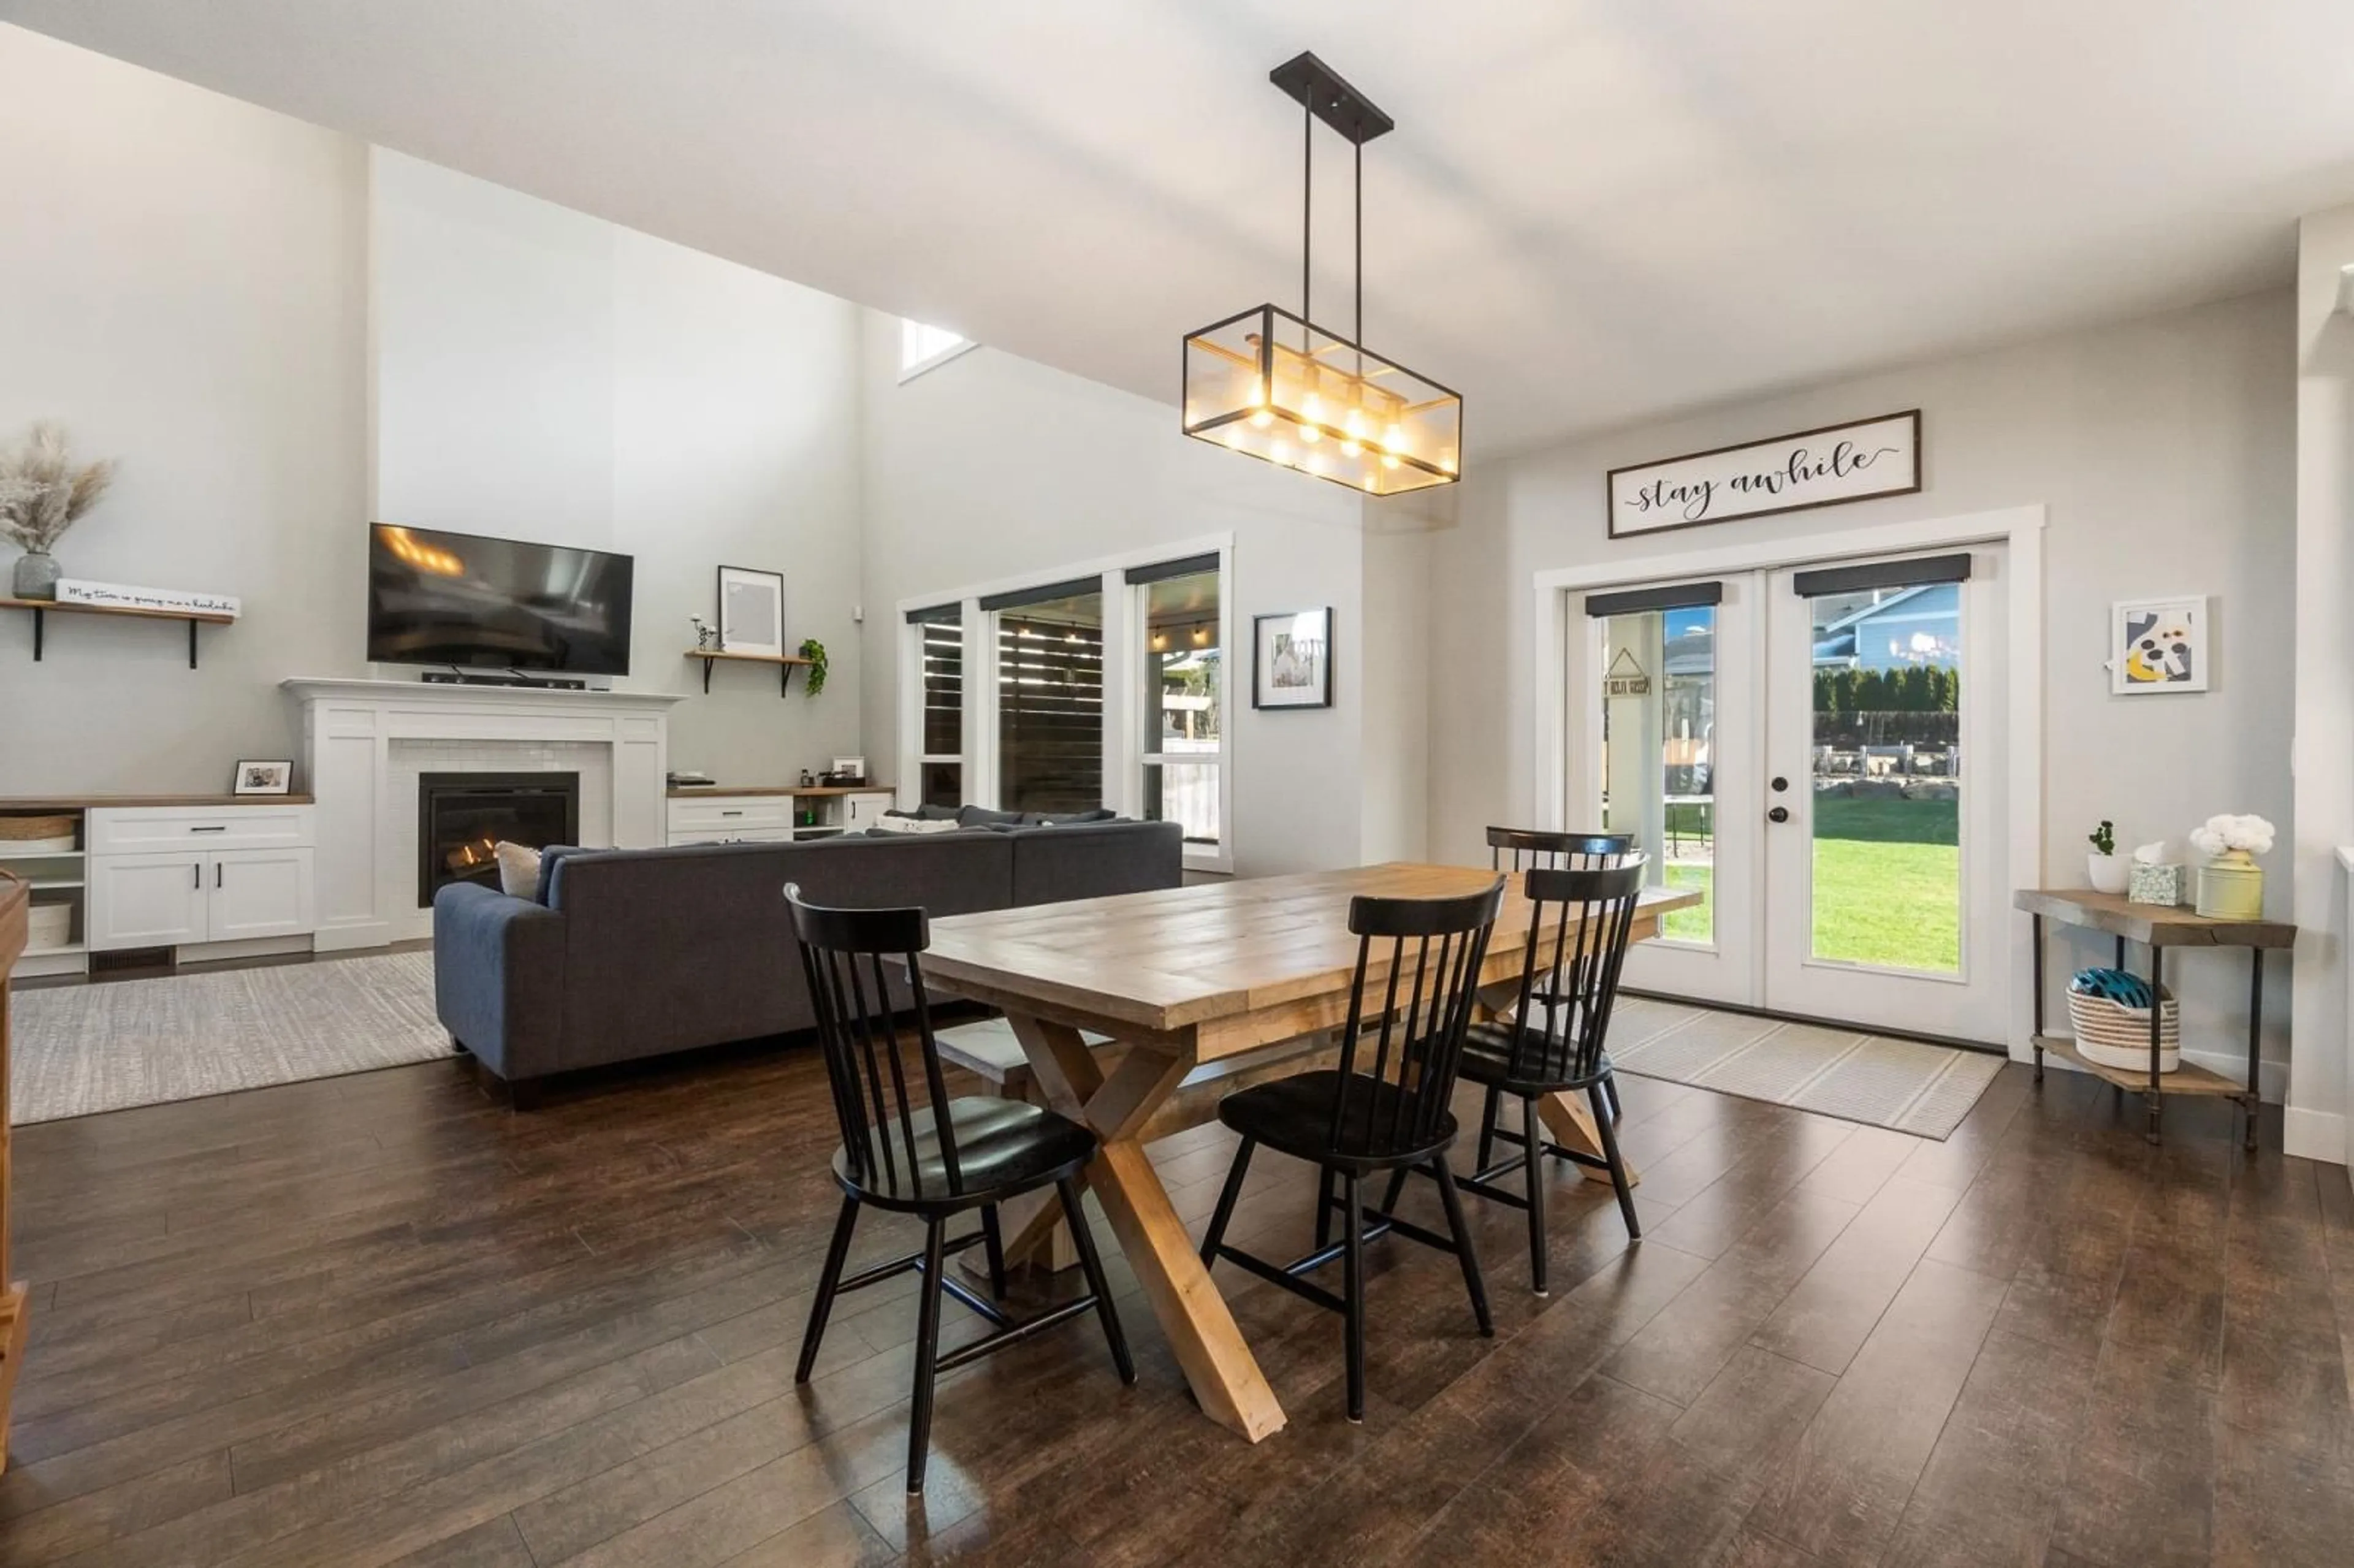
[989, 582, 1104, 814]
[912, 608, 964, 809]
[899, 319, 974, 382]
[1130, 557, 1223, 856]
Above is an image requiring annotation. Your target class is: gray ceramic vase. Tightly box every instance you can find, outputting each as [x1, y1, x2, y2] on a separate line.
[11, 549, 58, 600]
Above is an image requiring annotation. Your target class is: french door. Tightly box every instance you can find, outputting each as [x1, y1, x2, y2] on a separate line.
[1566, 546, 2008, 1045]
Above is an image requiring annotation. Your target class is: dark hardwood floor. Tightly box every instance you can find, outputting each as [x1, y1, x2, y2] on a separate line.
[3, 1030, 2349, 1567]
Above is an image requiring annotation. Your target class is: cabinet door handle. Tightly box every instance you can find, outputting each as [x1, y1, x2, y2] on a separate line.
[192, 862, 201, 889]
[216, 862, 223, 888]
[189, 824, 228, 833]
[720, 810, 744, 817]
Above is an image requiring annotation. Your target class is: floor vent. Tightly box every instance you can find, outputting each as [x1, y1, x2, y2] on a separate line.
[90, 946, 173, 976]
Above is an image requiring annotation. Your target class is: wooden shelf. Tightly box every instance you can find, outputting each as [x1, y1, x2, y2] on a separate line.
[0, 850, 82, 862]
[2032, 1034, 2248, 1098]
[683, 649, 813, 697]
[2013, 888, 2293, 949]
[1, 597, 234, 670]
[666, 784, 887, 799]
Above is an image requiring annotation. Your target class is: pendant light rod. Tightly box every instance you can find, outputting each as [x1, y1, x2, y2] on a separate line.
[1302, 100, 1313, 323]
[1355, 137, 1364, 351]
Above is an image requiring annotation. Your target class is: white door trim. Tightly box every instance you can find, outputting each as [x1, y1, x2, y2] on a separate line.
[1529, 504, 2046, 1055]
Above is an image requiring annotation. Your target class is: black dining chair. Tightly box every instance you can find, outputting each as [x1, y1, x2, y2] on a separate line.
[1197, 878, 1506, 1423]
[1485, 827, 1634, 1122]
[1393, 861, 1647, 1295]
[1487, 826, 1632, 873]
[784, 883, 1135, 1495]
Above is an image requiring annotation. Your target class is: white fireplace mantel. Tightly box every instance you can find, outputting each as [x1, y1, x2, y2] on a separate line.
[283, 678, 685, 950]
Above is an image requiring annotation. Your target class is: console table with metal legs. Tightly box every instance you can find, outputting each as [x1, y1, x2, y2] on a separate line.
[2014, 888, 2292, 1147]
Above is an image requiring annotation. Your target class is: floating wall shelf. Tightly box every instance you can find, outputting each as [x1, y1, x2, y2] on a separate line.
[684, 649, 812, 698]
[0, 598, 234, 669]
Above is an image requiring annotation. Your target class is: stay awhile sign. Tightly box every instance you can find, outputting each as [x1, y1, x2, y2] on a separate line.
[1606, 410, 1921, 538]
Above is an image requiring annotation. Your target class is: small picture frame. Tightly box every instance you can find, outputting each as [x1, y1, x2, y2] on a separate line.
[232, 759, 294, 796]
[829, 756, 867, 781]
[1253, 607, 1333, 710]
[717, 566, 785, 658]
[2109, 596, 2208, 695]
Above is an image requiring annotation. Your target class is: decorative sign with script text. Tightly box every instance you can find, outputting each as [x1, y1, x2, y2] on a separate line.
[56, 579, 242, 617]
[1602, 649, 1651, 696]
[1607, 411, 1921, 538]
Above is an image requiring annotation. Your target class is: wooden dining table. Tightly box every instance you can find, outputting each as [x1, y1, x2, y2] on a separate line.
[919, 861, 1700, 1444]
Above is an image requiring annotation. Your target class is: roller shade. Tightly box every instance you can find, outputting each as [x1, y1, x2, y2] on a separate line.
[1791, 554, 1971, 596]
[1124, 552, 1221, 585]
[903, 602, 961, 625]
[1583, 581, 1724, 618]
[978, 576, 1103, 612]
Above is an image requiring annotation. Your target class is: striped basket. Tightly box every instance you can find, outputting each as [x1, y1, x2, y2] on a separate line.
[2066, 968, 2180, 1073]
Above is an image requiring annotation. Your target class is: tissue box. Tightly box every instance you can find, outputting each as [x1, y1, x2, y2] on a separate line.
[2128, 862, 2184, 906]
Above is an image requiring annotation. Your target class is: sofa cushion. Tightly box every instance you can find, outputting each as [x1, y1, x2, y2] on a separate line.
[1007, 820, 1184, 905]
[1024, 808, 1118, 826]
[958, 805, 1027, 828]
[885, 804, 961, 822]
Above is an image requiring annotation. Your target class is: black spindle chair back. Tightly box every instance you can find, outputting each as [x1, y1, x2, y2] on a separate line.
[1498, 860, 1647, 1088]
[1328, 880, 1507, 1159]
[1487, 826, 1632, 874]
[787, 888, 964, 1200]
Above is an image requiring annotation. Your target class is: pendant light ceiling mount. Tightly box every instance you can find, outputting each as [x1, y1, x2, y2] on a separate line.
[1181, 53, 1462, 497]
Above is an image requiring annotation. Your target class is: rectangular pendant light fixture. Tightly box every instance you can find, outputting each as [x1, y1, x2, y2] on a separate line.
[1181, 54, 1463, 497]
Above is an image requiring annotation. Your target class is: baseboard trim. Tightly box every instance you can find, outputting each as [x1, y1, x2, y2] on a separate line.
[314, 923, 390, 953]
[2283, 1106, 2348, 1165]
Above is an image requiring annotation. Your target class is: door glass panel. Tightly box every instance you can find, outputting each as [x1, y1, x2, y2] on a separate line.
[1598, 606, 1714, 942]
[1142, 568, 1222, 845]
[1806, 583, 1960, 972]
[997, 590, 1103, 813]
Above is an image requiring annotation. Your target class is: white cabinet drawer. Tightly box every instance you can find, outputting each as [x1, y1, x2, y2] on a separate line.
[90, 805, 314, 854]
[666, 796, 795, 833]
[842, 792, 896, 831]
[667, 826, 798, 847]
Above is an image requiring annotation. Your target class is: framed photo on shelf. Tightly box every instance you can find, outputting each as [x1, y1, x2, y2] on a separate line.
[1252, 607, 1332, 710]
[717, 566, 785, 657]
[2109, 596, 2209, 695]
[232, 759, 294, 796]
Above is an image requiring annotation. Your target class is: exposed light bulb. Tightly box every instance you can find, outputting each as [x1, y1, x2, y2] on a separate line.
[1345, 408, 1368, 440]
[1271, 439, 1293, 466]
[1249, 409, 1274, 429]
[1384, 423, 1405, 453]
[1302, 392, 1324, 425]
[1298, 422, 1320, 444]
[1381, 453, 1401, 470]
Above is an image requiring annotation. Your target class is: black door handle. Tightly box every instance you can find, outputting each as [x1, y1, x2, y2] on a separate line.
[1767, 806, 1791, 824]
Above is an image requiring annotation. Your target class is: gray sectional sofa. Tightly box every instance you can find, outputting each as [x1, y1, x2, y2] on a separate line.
[432, 818, 1183, 1102]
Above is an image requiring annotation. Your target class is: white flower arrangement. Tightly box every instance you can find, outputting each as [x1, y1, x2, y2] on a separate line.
[0, 423, 116, 554]
[2188, 813, 2274, 859]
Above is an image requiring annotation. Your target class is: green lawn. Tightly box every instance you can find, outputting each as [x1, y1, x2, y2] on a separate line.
[1812, 794, 1958, 972]
[1648, 793, 1958, 971]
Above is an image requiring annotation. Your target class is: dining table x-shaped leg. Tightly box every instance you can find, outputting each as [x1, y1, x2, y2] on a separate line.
[997, 1012, 1288, 1444]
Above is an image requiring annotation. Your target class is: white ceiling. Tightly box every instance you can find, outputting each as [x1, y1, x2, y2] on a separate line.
[9, 1, 2354, 454]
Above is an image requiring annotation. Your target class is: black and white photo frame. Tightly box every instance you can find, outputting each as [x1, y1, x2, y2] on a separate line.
[232, 759, 294, 796]
[1252, 607, 1332, 709]
[717, 565, 785, 658]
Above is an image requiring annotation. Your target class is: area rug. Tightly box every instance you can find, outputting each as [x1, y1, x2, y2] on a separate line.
[1606, 997, 2004, 1140]
[6, 952, 452, 1123]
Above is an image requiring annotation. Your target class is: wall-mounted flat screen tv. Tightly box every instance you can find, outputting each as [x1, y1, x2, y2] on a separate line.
[367, 523, 634, 676]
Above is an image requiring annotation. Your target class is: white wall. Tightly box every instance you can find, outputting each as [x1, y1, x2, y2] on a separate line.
[0, 25, 368, 793]
[2293, 208, 2354, 1168]
[371, 151, 865, 783]
[856, 313, 1392, 877]
[1430, 290, 2298, 1095]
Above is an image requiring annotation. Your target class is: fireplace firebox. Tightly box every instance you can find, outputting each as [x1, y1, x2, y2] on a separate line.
[416, 772, 580, 907]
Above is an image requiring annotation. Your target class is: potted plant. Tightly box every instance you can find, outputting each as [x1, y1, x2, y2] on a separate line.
[0, 423, 116, 600]
[2188, 813, 2274, 920]
[798, 637, 827, 698]
[2086, 820, 2130, 895]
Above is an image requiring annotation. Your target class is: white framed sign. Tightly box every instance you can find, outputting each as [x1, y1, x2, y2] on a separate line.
[1607, 410, 1921, 538]
[56, 578, 240, 617]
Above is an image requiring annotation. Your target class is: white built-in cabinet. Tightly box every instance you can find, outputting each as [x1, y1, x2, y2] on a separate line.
[86, 805, 316, 954]
[666, 789, 896, 847]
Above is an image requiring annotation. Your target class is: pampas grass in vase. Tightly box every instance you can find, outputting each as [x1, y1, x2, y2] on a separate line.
[0, 423, 117, 599]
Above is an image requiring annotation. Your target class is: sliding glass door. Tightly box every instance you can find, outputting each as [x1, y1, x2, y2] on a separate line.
[989, 582, 1105, 815]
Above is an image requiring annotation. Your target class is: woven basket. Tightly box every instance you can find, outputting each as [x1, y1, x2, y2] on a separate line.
[2067, 989, 2180, 1073]
[0, 814, 76, 851]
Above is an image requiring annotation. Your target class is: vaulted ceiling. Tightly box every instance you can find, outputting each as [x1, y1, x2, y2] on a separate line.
[8, 1, 2353, 452]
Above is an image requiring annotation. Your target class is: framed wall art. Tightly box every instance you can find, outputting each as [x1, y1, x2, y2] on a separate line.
[1252, 607, 1331, 710]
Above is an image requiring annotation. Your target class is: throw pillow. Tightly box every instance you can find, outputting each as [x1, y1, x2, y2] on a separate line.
[869, 815, 963, 835]
[494, 841, 544, 900]
[957, 805, 1026, 827]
